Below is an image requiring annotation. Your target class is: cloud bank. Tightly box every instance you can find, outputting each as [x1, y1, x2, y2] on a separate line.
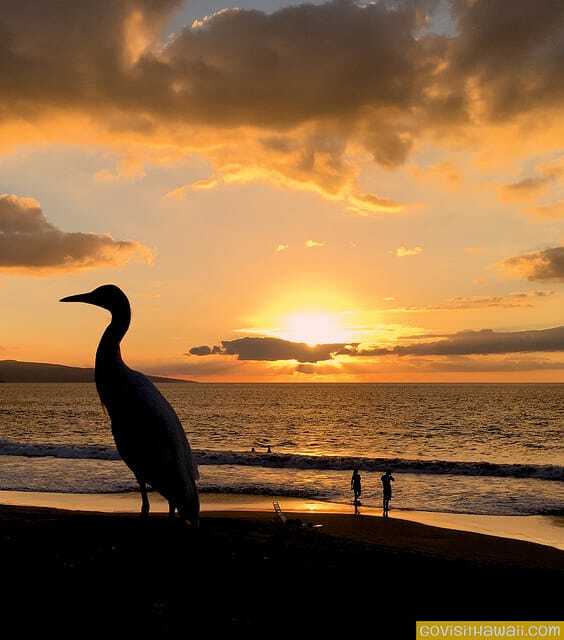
[388, 291, 556, 312]
[189, 322, 564, 367]
[189, 336, 356, 362]
[360, 326, 564, 357]
[0, 194, 151, 272]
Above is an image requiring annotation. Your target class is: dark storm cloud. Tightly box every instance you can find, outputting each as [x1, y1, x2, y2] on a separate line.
[0, 0, 435, 203]
[165, 1, 422, 133]
[1, 2, 563, 163]
[0, 194, 151, 271]
[189, 336, 357, 362]
[1, 1, 564, 205]
[0, 0, 179, 116]
[360, 326, 564, 357]
[447, 0, 564, 121]
[0, 1, 422, 130]
[502, 247, 564, 281]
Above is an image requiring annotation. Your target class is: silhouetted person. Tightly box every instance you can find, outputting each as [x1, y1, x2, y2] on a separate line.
[351, 469, 361, 515]
[266, 446, 272, 453]
[381, 470, 394, 518]
[251, 447, 256, 453]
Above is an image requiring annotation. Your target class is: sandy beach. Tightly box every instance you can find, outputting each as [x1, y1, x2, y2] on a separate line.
[1, 495, 562, 637]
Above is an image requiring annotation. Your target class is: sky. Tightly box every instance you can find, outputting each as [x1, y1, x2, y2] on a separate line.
[2, 0, 564, 381]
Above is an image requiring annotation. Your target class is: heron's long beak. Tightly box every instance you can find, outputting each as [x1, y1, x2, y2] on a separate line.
[59, 292, 93, 304]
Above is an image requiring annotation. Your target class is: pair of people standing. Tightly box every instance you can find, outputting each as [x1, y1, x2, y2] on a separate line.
[350, 469, 394, 517]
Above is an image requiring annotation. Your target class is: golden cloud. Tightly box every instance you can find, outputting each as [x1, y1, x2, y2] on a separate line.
[305, 240, 325, 249]
[395, 245, 423, 257]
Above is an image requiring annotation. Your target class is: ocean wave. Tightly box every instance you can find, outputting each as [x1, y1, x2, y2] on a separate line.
[0, 438, 562, 481]
[0, 440, 121, 461]
[0, 483, 138, 495]
[198, 451, 564, 481]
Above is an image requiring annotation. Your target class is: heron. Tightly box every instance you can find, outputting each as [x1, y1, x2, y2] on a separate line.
[60, 284, 199, 525]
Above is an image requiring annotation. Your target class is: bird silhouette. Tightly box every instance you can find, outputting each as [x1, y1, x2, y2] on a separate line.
[60, 284, 199, 525]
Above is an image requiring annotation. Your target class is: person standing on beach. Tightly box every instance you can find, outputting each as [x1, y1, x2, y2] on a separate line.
[381, 470, 394, 518]
[351, 469, 362, 515]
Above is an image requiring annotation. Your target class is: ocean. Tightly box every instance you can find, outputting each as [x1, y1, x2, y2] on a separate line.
[1, 383, 563, 516]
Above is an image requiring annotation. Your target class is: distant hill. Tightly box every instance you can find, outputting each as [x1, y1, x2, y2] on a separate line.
[0, 360, 195, 384]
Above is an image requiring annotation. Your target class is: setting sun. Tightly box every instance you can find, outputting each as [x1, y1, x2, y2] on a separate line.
[277, 311, 353, 346]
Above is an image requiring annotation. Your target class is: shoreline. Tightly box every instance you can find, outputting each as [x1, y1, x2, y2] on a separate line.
[2, 489, 562, 551]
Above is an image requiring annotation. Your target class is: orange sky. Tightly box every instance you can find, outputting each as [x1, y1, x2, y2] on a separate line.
[2, 0, 564, 381]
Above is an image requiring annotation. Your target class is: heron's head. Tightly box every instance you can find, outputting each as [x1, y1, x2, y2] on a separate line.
[60, 284, 130, 314]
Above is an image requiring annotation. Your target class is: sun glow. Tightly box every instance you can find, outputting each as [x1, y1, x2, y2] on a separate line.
[277, 311, 353, 346]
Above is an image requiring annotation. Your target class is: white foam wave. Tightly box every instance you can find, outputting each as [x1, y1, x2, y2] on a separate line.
[0, 439, 561, 481]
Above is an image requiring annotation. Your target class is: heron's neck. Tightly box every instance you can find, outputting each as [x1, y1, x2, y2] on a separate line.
[96, 307, 131, 369]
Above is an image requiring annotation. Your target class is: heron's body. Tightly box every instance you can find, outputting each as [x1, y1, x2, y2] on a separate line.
[61, 285, 199, 525]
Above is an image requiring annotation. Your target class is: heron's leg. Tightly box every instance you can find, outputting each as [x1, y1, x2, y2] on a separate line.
[168, 502, 176, 519]
[138, 480, 150, 517]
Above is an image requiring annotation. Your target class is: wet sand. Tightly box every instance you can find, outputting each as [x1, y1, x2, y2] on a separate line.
[0, 499, 562, 636]
[2, 489, 562, 550]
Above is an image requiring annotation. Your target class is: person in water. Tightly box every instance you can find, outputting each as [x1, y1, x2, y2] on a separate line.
[351, 469, 362, 514]
[381, 470, 394, 517]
